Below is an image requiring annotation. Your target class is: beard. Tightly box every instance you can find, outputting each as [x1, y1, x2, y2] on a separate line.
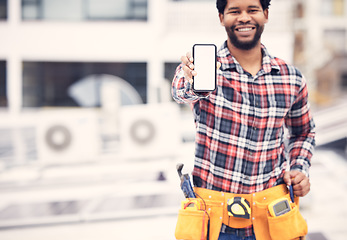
[226, 23, 264, 50]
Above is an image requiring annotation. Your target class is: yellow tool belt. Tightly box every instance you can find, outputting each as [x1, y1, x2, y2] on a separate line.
[175, 184, 307, 240]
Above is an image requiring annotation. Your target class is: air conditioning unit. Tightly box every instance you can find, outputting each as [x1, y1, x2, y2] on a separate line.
[37, 109, 100, 164]
[120, 103, 181, 159]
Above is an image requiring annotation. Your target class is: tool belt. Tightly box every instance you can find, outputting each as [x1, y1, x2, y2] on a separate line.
[175, 184, 307, 240]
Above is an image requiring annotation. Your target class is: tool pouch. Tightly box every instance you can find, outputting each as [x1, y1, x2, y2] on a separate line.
[175, 199, 209, 240]
[267, 202, 307, 240]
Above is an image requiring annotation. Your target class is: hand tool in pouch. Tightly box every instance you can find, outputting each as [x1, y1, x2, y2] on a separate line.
[289, 185, 295, 203]
[176, 163, 196, 198]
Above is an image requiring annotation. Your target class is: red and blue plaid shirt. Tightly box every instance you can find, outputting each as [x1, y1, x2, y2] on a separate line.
[172, 42, 315, 236]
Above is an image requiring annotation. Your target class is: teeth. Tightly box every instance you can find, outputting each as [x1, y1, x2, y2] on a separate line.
[237, 28, 252, 32]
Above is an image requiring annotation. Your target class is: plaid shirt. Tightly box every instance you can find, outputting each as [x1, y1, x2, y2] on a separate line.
[172, 42, 315, 236]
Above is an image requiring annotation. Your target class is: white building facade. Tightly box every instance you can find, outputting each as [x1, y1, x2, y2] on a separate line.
[0, 0, 300, 165]
[0, 0, 296, 112]
[293, 0, 347, 102]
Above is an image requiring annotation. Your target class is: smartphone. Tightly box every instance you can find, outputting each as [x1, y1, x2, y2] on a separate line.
[192, 44, 217, 92]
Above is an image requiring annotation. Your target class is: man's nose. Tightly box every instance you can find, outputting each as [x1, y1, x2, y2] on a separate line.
[238, 11, 251, 23]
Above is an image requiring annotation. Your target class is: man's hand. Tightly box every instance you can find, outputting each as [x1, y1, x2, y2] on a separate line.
[180, 52, 196, 85]
[283, 170, 310, 197]
[180, 52, 221, 85]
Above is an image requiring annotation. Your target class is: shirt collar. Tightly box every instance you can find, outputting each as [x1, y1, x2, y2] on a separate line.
[218, 41, 280, 74]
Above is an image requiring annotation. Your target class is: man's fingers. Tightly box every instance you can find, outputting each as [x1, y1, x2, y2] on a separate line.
[284, 171, 310, 197]
[283, 170, 311, 196]
[182, 64, 196, 85]
[186, 52, 193, 63]
[180, 55, 189, 66]
[181, 53, 195, 79]
[292, 177, 310, 197]
[181, 52, 194, 66]
[181, 51, 219, 85]
[217, 61, 221, 70]
[291, 172, 305, 185]
[182, 65, 196, 75]
[292, 177, 309, 191]
[283, 171, 292, 185]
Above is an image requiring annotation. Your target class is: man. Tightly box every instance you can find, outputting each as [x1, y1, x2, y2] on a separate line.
[172, 0, 315, 239]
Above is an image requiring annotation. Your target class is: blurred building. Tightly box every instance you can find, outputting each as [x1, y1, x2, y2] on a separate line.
[0, 0, 346, 165]
[0, 0, 297, 166]
[293, 0, 347, 105]
[0, 0, 297, 111]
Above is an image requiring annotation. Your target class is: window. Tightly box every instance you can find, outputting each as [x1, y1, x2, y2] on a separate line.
[163, 62, 180, 102]
[21, 0, 147, 21]
[294, 2, 304, 19]
[22, 62, 147, 108]
[0, 61, 7, 107]
[87, 0, 147, 20]
[164, 62, 180, 82]
[0, 0, 7, 20]
[294, 31, 306, 65]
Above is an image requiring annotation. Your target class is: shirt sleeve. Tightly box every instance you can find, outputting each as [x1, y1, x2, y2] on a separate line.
[171, 63, 210, 104]
[285, 76, 316, 176]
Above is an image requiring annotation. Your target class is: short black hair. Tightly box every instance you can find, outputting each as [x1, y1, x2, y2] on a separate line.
[216, 0, 271, 14]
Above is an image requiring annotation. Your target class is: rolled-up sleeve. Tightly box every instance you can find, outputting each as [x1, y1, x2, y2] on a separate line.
[285, 77, 316, 176]
[171, 64, 210, 104]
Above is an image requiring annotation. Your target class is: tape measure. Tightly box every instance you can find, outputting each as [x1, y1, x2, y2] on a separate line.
[227, 197, 251, 219]
[181, 199, 202, 211]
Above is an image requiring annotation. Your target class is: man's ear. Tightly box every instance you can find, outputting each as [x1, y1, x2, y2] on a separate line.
[264, 9, 269, 23]
[219, 13, 225, 26]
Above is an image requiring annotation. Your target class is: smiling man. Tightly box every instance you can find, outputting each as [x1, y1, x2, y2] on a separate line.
[222, 2, 266, 51]
[172, 0, 315, 240]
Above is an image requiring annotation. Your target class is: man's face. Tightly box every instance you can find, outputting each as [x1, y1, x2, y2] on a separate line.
[219, 0, 269, 50]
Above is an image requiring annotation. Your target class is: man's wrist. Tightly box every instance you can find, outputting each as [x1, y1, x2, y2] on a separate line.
[290, 165, 309, 178]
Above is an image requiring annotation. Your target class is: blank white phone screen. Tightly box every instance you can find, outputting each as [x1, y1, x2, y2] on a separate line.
[193, 44, 216, 92]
